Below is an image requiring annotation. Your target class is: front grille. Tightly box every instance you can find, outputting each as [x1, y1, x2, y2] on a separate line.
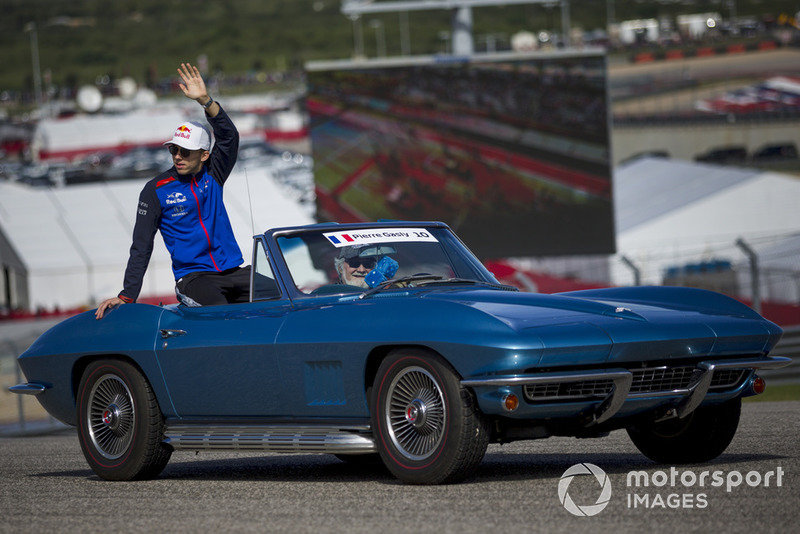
[524, 380, 614, 401]
[710, 369, 748, 389]
[522, 365, 749, 403]
[630, 366, 695, 393]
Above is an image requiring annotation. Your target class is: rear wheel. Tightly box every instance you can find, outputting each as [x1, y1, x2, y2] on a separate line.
[371, 349, 489, 484]
[77, 359, 172, 480]
[627, 398, 741, 464]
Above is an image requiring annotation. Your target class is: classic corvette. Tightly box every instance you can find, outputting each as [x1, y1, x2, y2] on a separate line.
[11, 221, 791, 484]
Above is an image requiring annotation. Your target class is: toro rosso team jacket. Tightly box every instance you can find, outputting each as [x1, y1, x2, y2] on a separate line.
[118, 107, 242, 303]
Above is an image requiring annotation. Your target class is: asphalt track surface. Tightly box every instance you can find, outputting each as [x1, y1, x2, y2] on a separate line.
[1, 401, 797, 533]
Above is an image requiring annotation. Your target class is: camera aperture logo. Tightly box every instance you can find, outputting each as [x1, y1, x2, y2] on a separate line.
[558, 463, 612, 517]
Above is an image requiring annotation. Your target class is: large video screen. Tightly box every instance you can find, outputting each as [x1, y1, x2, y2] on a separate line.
[305, 51, 614, 258]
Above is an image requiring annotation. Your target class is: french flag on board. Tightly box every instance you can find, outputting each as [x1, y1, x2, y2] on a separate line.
[326, 233, 354, 245]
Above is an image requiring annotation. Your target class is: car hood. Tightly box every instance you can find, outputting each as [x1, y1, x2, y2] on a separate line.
[425, 289, 647, 327]
[421, 286, 752, 326]
[420, 286, 782, 364]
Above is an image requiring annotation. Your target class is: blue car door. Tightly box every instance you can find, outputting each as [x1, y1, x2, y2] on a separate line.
[154, 300, 292, 418]
[272, 298, 382, 419]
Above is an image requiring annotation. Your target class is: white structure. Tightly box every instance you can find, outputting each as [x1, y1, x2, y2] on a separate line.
[613, 157, 800, 303]
[676, 13, 721, 39]
[31, 107, 189, 162]
[618, 19, 659, 45]
[30, 93, 302, 163]
[0, 167, 314, 311]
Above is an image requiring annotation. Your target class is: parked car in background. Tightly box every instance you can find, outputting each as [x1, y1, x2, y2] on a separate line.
[751, 142, 798, 162]
[694, 145, 748, 165]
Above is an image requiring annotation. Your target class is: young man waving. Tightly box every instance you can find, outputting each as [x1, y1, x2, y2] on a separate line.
[96, 63, 247, 318]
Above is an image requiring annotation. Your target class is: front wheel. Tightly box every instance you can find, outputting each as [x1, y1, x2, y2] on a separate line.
[371, 349, 489, 484]
[627, 398, 741, 464]
[76, 359, 172, 480]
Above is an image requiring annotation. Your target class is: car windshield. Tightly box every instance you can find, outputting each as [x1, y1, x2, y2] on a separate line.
[276, 226, 496, 295]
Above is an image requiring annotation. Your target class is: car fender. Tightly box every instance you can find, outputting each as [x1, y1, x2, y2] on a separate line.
[16, 304, 170, 425]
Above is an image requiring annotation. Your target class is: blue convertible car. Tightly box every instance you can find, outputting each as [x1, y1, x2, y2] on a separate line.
[11, 221, 790, 484]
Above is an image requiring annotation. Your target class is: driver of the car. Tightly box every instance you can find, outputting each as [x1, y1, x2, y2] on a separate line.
[334, 245, 379, 288]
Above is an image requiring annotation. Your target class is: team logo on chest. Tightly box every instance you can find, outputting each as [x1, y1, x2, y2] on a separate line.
[166, 192, 187, 205]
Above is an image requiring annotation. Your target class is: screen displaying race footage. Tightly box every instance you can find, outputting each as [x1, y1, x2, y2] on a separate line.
[305, 51, 614, 258]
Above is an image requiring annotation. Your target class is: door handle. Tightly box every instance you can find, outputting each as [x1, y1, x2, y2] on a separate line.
[160, 329, 187, 339]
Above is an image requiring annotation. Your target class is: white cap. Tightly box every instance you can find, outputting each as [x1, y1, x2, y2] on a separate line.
[164, 121, 211, 151]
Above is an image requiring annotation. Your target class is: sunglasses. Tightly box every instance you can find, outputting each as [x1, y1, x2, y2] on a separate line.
[345, 257, 377, 269]
[167, 145, 197, 158]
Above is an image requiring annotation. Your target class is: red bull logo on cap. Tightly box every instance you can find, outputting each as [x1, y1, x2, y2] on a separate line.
[166, 120, 210, 150]
[175, 125, 192, 139]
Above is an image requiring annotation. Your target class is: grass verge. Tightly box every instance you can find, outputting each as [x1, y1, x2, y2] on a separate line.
[743, 383, 800, 403]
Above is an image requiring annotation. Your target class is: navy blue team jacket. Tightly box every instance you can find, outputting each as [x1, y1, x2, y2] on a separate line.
[118, 107, 242, 303]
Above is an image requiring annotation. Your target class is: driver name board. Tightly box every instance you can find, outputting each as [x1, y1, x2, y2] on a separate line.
[324, 228, 438, 248]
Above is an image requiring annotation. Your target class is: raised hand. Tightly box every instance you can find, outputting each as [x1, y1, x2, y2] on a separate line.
[177, 63, 208, 101]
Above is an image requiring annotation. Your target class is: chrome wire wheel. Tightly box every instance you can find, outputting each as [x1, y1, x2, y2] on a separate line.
[385, 366, 446, 461]
[86, 374, 136, 460]
[372, 351, 490, 484]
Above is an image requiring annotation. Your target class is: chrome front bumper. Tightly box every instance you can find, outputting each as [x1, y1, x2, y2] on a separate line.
[461, 356, 792, 425]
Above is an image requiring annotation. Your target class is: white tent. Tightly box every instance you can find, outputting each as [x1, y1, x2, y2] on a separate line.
[613, 158, 800, 302]
[32, 107, 188, 161]
[30, 100, 280, 162]
[0, 167, 313, 310]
